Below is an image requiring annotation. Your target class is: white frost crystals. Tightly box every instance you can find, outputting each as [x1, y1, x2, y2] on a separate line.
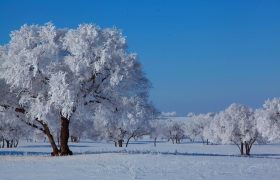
[255, 98, 280, 142]
[0, 22, 154, 155]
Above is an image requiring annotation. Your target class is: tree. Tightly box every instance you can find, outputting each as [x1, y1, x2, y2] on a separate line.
[166, 120, 185, 144]
[122, 97, 157, 147]
[92, 103, 127, 147]
[0, 80, 32, 148]
[91, 96, 156, 147]
[255, 98, 280, 143]
[0, 23, 152, 155]
[212, 103, 258, 155]
[185, 113, 213, 143]
[150, 119, 168, 146]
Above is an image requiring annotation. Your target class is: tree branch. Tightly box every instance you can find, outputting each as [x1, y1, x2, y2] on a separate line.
[20, 119, 46, 134]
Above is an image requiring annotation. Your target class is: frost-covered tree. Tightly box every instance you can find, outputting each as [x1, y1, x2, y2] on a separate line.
[255, 98, 280, 143]
[203, 115, 219, 145]
[122, 97, 157, 147]
[185, 113, 213, 143]
[212, 104, 257, 155]
[0, 23, 152, 155]
[149, 118, 169, 146]
[0, 80, 32, 148]
[0, 116, 30, 148]
[92, 96, 156, 147]
[166, 120, 185, 144]
[150, 117, 186, 145]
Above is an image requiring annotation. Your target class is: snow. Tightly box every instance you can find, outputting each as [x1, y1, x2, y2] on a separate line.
[0, 140, 279, 180]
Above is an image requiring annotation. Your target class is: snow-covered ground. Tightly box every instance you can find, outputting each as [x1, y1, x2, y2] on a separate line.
[0, 140, 279, 180]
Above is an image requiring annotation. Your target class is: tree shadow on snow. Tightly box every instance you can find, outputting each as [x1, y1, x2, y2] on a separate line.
[0, 151, 49, 156]
[1, 148, 279, 159]
[20, 145, 52, 148]
[68, 144, 93, 148]
[76, 150, 280, 160]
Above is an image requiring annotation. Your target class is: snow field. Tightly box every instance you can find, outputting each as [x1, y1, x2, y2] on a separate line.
[0, 141, 279, 180]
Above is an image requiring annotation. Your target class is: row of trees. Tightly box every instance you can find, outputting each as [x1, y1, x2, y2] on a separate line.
[0, 23, 157, 155]
[154, 100, 280, 155]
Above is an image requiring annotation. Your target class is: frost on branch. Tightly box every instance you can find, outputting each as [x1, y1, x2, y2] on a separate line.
[207, 103, 258, 155]
[255, 98, 280, 142]
[0, 22, 154, 154]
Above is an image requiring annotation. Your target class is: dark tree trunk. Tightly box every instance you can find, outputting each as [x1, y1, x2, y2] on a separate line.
[154, 137, 157, 147]
[15, 107, 62, 156]
[175, 137, 181, 144]
[206, 139, 209, 145]
[71, 136, 79, 143]
[245, 141, 252, 155]
[118, 139, 123, 147]
[60, 116, 72, 155]
[10, 140, 14, 148]
[240, 142, 244, 155]
[5, 140, 10, 148]
[8, 140, 12, 148]
[35, 119, 60, 156]
[42, 123, 59, 156]
[125, 135, 133, 147]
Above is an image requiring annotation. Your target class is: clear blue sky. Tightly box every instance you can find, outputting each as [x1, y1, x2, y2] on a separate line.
[1, 0, 280, 115]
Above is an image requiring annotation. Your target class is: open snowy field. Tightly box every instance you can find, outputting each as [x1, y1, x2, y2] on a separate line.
[0, 140, 279, 180]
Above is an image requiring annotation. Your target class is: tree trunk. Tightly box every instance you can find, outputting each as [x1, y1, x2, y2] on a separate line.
[10, 140, 14, 148]
[71, 136, 79, 143]
[245, 141, 251, 155]
[125, 135, 133, 147]
[60, 116, 72, 155]
[118, 139, 123, 147]
[57, 131, 60, 146]
[245, 142, 248, 155]
[42, 123, 60, 156]
[240, 142, 244, 155]
[6, 140, 10, 148]
[14, 139, 19, 148]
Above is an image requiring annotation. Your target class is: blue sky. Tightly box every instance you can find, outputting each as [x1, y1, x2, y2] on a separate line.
[1, 0, 280, 115]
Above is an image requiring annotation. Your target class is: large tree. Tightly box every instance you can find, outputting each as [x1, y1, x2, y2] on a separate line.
[0, 23, 152, 155]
